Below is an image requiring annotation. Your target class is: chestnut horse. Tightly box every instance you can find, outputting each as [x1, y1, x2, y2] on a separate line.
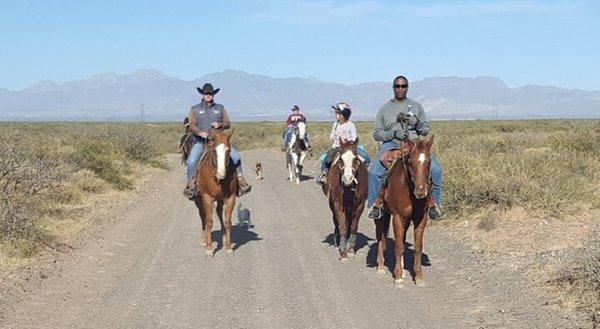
[286, 122, 308, 185]
[193, 129, 238, 256]
[322, 139, 368, 260]
[375, 136, 434, 286]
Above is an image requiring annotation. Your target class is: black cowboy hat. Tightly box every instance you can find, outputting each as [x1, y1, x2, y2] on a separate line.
[291, 105, 300, 111]
[196, 83, 220, 95]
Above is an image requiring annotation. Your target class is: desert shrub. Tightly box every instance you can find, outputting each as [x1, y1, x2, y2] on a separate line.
[550, 233, 600, 325]
[106, 127, 159, 162]
[72, 138, 133, 190]
[0, 132, 70, 255]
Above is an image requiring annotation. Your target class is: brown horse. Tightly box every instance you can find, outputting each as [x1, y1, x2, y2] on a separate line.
[286, 122, 309, 185]
[375, 136, 434, 286]
[193, 129, 238, 256]
[322, 139, 368, 261]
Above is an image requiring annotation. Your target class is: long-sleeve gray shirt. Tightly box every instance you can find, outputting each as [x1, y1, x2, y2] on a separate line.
[373, 98, 430, 145]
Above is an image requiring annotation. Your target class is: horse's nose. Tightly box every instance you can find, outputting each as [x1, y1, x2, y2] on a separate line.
[342, 174, 354, 186]
[414, 186, 428, 199]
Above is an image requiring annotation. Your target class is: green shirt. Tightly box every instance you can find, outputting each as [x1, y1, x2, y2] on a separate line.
[373, 97, 430, 145]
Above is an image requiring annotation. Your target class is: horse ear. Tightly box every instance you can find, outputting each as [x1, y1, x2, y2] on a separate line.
[225, 128, 235, 139]
[208, 130, 217, 139]
[426, 135, 435, 148]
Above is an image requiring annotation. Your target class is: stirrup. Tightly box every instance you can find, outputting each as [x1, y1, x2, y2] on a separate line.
[183, 187, 196, 200]
[238, 184, 252, 197]
[316, 172, 327, 185]
[368, 204, 383, 220]
[428, 203, 442, 220]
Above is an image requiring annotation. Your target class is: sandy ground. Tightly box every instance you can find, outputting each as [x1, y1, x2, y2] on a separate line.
[0, 150, 581, 328]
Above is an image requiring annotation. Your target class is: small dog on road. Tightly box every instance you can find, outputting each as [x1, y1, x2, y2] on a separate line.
[254, 162, 263, 180]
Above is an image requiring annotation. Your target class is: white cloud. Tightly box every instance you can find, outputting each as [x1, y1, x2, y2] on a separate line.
[243, 0, 580, 25]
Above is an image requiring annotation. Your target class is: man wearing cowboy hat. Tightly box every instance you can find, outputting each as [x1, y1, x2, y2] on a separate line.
[183, 83, 252, 198]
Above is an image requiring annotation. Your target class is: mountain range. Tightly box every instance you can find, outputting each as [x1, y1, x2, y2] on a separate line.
[1, 69, 598, 121]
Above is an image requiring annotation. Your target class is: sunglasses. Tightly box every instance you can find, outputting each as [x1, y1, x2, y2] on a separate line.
[393, 84, 409, 89]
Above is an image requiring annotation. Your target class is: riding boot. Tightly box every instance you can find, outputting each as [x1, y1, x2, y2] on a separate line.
[368, 190, 385, 219]
[237, 168, 252, 196]
[182, 180, 196, 200]
[316, 168, 328, 185]
[428, 198, 442, 220]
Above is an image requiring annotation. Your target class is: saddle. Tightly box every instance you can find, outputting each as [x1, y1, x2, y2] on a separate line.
[379, 140, 414, 169]
[380, 140, 414, 187]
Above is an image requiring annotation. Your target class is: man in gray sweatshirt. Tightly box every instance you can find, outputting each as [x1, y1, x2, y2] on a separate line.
[367, 76, 443, 220]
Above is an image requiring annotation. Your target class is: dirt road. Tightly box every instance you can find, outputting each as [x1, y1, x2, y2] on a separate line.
[0, 150, 577, 328]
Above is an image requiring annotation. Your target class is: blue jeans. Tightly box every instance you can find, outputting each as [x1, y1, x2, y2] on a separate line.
[186, 139, 243, 181]
[320, 146, 371, 172]
[367, 141, 443, 208]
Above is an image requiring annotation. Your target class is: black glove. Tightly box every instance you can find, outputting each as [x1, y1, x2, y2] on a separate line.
[394, 130, 408, 140]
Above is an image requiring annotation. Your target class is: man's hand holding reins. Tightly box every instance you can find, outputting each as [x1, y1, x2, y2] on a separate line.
[394, 129, 408, 140]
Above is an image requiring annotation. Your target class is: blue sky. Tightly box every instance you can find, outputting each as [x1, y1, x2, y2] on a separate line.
[0, 0, 599, 90]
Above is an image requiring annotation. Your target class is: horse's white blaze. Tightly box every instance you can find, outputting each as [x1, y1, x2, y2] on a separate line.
[215, 143, 228, 179]
[297, 122, 306, 140]
[418, 153, 426, 164]
[341, 150, 355, 185]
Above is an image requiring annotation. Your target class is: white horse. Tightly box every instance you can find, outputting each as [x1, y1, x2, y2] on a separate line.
[286, 122, 308, 185]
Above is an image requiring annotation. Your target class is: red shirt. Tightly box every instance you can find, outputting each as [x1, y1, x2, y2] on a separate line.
[286, 113, 306, 126]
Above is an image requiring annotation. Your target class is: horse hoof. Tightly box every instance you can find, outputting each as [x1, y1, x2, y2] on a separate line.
[395, 281, 405, 288]
[339, 256, 348, 262]
[394, 278, 404, 284]
[205, 249, 214, 257]
[226, 249, 233, 256]
[347, 252, 355, 258]
[415, 278, 426, 287]
[376, 268, 386, 276]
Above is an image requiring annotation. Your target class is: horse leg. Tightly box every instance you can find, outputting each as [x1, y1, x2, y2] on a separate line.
[392, 214, 408, 285]
[287, 155, 294, 181]
[291, 152, 300, 185]
[201, 195, 215, 256]
[331, 212, 340, 247]
[347, 198, 365, 256]
[375, 215, 390, 275]
[298, 151, 307, 176]
[216, 201, 225, 252]
[194, 197, 207, 247]
[413, 215, 427, 286]
[223, 196, 236, 255]
[333, 204, 349, 261]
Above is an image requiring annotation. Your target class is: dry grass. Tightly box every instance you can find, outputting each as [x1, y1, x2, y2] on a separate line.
[548, 233, 600, 326]
[0, 123, 166, 256]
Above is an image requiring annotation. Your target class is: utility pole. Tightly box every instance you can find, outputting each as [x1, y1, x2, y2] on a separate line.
[140, 103, 146, 122]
